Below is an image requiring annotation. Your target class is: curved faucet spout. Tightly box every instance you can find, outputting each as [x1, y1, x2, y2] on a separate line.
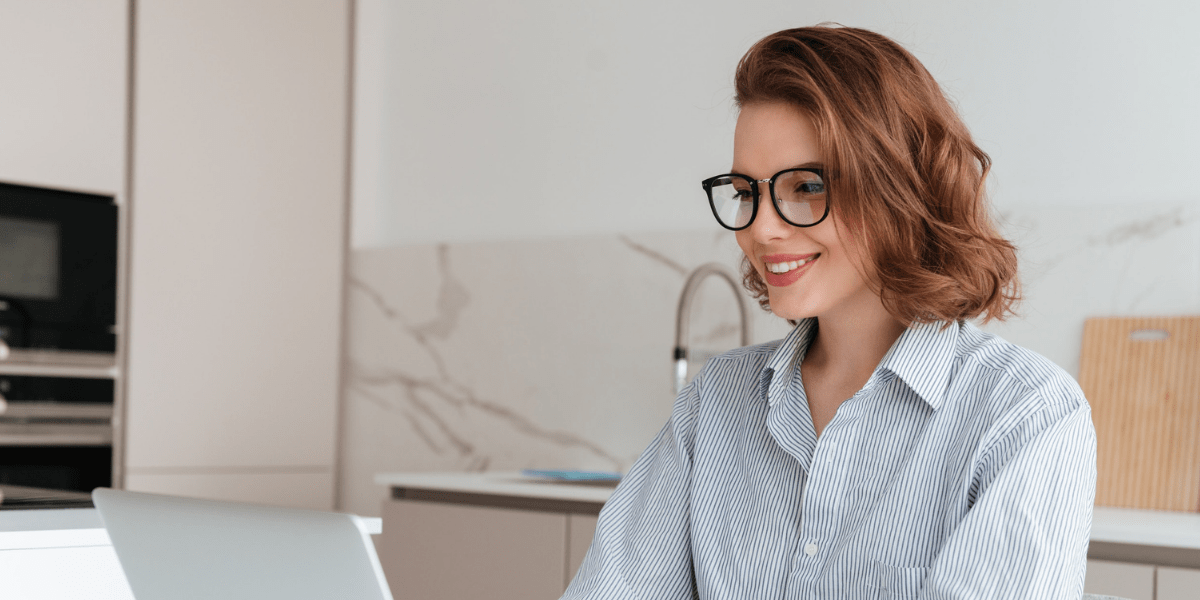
[673, 263, 752, 395]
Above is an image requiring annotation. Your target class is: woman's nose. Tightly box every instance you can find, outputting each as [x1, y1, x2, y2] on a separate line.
[748, 187, 789, 242]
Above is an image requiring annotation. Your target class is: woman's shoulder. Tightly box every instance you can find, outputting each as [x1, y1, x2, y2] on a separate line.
[953, 321, 1088, 413]
[709, 339, 783, 364]
[686, 340, 783, 401]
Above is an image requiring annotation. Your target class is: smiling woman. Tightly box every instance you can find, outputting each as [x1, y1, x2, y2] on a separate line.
[730, 27, 1019, 326]
[561, 25, 1096, 600]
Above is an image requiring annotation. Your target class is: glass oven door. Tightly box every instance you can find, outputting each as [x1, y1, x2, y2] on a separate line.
[0, 181, 118, 353]
[0, 375, 113, 492]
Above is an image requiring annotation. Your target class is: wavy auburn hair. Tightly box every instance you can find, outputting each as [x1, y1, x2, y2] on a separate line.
[735, 26, 1019, 324]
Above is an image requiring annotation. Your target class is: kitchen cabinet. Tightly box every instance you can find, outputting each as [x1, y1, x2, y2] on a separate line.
[0, 1, 350, 509]
[1085, 560, 1154, 600]
[123, 0, 350, 509]
[1084, 562, 1200, 600]
[382, 500, 570, 600]
[1074, 507, 1200, 600]
[1157, 566, 1200, 600]
[0, 0, 128, 195]
[376, 473, 608, 600]
[567, 513, 599, 580]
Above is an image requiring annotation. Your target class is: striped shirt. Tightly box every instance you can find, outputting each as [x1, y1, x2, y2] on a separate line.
[562, 318, 1096, 599]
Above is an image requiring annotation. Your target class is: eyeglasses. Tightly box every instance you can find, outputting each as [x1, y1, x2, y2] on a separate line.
[701, 168, 829, 231]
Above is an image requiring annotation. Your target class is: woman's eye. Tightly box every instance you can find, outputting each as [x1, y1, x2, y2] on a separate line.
[733, 189, 754, 201]
[795, 182, 825, 195]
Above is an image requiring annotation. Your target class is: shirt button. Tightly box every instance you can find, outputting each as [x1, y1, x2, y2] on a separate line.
[804, 543, 818, 556]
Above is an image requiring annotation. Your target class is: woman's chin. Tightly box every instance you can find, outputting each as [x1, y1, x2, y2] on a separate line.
[768, 300, 814, 322]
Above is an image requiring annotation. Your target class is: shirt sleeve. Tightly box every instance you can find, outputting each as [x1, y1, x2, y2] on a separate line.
[560, 373, 701, 600]
[920, 402, 1097, 599]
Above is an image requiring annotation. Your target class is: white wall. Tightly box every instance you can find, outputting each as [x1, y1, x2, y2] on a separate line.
[352, 0, 1200, 248]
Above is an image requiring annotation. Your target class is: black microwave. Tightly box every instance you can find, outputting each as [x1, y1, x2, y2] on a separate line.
[0, 182, 117, 353]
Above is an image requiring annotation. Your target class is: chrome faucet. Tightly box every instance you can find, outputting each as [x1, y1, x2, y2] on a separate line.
[674, 263, 752, 394]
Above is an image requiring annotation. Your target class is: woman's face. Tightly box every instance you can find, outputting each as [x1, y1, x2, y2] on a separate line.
[733, 102, 877, 322]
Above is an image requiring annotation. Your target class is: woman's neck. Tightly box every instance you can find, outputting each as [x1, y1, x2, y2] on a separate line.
[804, 293, 906, 385]
[798, 295, 905, 437]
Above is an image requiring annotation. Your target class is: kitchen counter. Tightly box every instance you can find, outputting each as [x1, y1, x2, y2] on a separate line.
[378, 472, 1200, 568]
[377, 471, 613, 514]
[1091, 507, 1200, 568]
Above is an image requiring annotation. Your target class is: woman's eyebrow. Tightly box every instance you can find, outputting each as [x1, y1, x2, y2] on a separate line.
[790, 161, 825, 170]
[727, 161, 826, 176]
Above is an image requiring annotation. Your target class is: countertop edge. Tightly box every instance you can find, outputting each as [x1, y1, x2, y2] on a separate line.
[377, 472, 615, 504]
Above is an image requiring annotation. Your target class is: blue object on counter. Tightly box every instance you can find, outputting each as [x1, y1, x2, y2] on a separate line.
[521, 469, 622, 482]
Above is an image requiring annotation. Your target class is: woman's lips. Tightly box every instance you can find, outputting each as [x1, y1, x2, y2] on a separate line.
[762, 253, 819, 287]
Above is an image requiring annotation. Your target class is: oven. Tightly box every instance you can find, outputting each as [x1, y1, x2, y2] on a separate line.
[0, 180, 118, 493]
[0, 374, 113, 492]
[0, 181, 118, 354]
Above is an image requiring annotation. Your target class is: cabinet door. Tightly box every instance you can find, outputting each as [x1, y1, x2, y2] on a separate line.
[380, 499, 567, 600]
[0, 0, 127, 194]
[1158, 566, 1200, 600]
[566, 513, 598, 586]
[1084, 559, 1155, 600]
[125, 0, 349, 507]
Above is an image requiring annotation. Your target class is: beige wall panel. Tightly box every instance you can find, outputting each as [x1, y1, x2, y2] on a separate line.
[380, 500, 567, 600]
[125, 470, 334, 510]
[1158, 566, 1200, 600]
[126, 0, 348, 472]
[566, 513, 598, 587]
[1084, 559, 1155, 600]
[0, 0, 128, 195]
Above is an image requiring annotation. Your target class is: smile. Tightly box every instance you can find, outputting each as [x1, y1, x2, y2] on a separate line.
[765, 254, 819, 274]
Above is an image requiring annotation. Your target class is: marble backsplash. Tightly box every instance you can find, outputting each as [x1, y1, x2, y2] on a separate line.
[339, 203, 1200, 516]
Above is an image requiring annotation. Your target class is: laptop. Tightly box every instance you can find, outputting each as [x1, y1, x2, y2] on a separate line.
[92, 488, 394, 600]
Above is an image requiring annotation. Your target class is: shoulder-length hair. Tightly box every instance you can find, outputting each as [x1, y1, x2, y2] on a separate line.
[735, 25, 1019, 324]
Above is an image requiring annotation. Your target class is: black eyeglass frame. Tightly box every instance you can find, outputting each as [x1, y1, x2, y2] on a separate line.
[701, 167, 830, 231]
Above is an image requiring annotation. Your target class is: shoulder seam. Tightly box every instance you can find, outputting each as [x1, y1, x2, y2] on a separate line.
[708, 341, 779, 362]
[957, 336, 1082, 410]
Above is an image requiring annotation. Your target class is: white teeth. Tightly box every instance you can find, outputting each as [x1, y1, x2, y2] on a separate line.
[765, 256, 817, 274]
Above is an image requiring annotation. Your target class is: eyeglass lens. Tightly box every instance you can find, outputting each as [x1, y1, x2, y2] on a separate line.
[708, 169, 827, 229]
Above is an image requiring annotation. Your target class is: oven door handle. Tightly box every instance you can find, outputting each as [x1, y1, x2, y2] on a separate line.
[0, 423, 112, 446]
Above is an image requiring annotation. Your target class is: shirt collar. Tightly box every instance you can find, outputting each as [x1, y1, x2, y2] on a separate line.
[762, 318, 817, 407]
[876, 319, 960, 411]
[760, 318, 959, 411]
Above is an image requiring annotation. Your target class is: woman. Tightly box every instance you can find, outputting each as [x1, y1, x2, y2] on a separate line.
[561, 25, 1095, 599]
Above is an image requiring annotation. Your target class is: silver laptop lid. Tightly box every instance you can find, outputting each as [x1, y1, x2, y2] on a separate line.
[92, 488, 393, 600]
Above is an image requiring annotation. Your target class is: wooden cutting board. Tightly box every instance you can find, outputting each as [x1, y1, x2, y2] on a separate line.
[1079, 316, 1200, 511]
